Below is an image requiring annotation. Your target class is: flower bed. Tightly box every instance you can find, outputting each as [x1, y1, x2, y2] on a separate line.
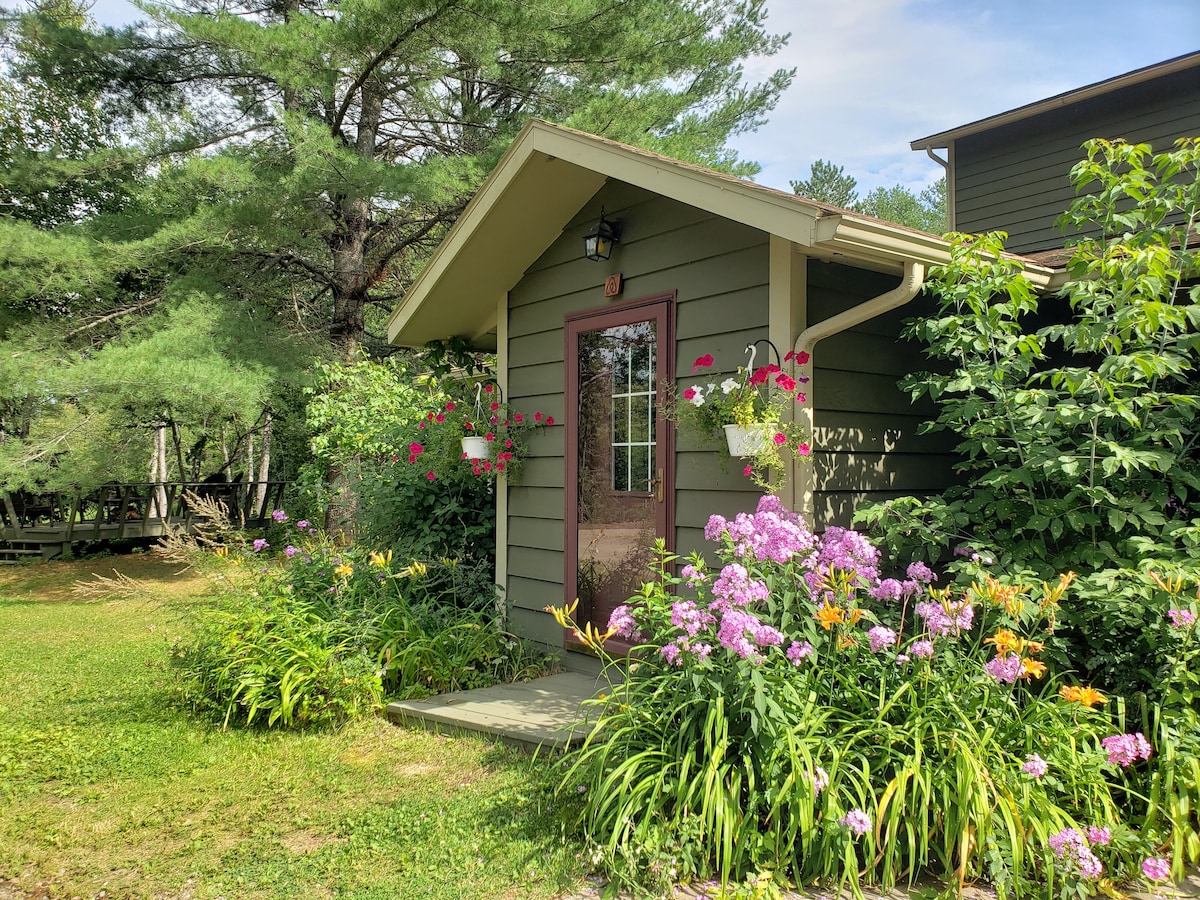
[551, 496, 1194, 897]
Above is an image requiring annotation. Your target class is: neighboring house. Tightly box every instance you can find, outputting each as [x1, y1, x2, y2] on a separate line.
[911, 51, 1200, 255]
[385, 120, 1061, 669]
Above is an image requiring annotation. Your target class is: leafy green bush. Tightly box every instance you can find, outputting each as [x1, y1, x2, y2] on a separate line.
[554, 497, 1162, 897]
[855, 137, 1200, 698]
[172, 522, 553, 729]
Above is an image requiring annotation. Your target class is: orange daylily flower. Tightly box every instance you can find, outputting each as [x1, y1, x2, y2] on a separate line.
[1060, 684, 1108, 706]
[1020, 658, 1047, 679]
[986, 628, 1023, 657]
[815, 603, 846, 630]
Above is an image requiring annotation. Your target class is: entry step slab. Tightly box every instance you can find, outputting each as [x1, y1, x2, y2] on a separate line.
[386, 671, 605, 752]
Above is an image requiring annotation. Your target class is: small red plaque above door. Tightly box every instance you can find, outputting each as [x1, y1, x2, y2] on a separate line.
[604, 273, 623, 298]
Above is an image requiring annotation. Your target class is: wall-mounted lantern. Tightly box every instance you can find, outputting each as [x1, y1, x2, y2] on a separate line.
[583, 208, 621, 261]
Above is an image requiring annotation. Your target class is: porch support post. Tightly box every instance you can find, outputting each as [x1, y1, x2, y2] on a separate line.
[768, 236, 809, 517]
[494, 290, 510, 626]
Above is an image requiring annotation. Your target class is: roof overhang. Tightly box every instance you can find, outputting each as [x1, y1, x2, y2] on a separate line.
[911, 51, 1200, 150]
[388, 120, 1062, 347]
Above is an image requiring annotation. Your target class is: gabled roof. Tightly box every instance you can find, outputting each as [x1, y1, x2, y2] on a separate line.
[912, 51, 1200, 150]
[387, 120, 1059, 347]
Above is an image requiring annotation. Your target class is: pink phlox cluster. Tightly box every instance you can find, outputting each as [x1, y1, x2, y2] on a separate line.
[1101, 732, 1152, 767]
[711, 563, 770, 608]
[839, 809, 872, 836]
[607, 605, 640, 641]
[985, 653, 1024, 684]
[804, 526, 881, 596]
[1021, 754, 1049, 778]
[867, 626, 897, 653]
[1086, 826, 1111, 846]
[680, 564, 708, 587]
[786, 640, 814, 665]
[670, 600, 716, 637]
[915, 598, 974, 638]
[705, 496, 818, 565]
[1048, 828, 1104, 880]
[868, 579, 905, 602]
[1142, 857, 1171, 881]
[812, 766, 829, 794]
[660, 637, 713, 665]
[715, 610, 784, 660]
[869, 562, 935, 602]
[1168, 608, 1196, 628]
[910, 639, 935, 658]
[907, 561, 937, 583]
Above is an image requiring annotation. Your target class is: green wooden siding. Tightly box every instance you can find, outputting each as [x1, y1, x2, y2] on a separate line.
[807, 261, 956, 527]
[506, 181, 769, 638]
[955, 68, 1200, 252]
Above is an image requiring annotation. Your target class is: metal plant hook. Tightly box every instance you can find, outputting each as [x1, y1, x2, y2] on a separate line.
[745, 338, 782, 370]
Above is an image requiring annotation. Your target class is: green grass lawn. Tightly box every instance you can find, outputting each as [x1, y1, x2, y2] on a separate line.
[0, 554, 587, 900]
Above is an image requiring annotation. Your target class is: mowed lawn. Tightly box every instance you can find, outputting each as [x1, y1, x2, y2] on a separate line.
[0, 554, 586, 900]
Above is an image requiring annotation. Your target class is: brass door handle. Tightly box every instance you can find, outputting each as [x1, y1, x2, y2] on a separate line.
[655, 467, 664, 503]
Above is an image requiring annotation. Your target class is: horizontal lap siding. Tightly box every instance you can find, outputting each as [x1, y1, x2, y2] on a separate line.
[807, 261, 954, 528]
[505, 181, 770, 644]
[955, 70, 1200, 252]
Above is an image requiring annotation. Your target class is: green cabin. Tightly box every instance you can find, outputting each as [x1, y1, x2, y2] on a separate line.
[386, 120, 1063, 671]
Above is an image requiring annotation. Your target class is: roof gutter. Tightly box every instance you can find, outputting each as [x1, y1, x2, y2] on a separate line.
[794, 258, 926, 366]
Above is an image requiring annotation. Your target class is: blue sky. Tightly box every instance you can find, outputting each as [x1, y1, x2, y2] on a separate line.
[86, 0, 1199, 195]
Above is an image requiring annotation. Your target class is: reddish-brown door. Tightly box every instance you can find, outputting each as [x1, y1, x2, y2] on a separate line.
[564, 295, 674, 649]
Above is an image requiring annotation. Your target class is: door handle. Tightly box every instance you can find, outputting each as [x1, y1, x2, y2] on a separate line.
[655, 467, 664, 503]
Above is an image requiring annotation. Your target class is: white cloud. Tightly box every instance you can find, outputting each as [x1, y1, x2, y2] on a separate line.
[734, 0, 1200, 194]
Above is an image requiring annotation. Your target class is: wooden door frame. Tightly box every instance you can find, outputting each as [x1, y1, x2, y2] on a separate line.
[563, 292, 676, 652]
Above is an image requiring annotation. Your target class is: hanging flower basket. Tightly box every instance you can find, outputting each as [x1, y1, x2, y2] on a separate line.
[461, 435, 490, 459]
[723, 423, 775, 458]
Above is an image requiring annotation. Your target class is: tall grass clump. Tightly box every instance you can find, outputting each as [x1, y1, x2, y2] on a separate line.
[172, 510, 554, 728]
[554, 496, 1168, 897]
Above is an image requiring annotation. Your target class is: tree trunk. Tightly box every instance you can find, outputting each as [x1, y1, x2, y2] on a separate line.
[150, 424, 169, 519]
[255, 411, 272, 514]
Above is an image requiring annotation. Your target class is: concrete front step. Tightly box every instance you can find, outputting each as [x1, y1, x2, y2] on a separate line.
[387, 671, 605, 752]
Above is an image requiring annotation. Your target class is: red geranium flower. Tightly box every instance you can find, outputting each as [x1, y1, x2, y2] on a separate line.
[692, 354, 714, 374]
[426, 471, 436, 481]
[682, 386, 696, 400]
[445, 401, 456, 411]
[546, 416, 555, 426]
[534, 411, 543, 423]
[514, 413, 524, 423]
[775, 374, 796, 391]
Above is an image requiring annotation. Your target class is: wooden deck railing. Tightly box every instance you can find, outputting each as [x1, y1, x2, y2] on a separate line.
[0, 481, 291, 547]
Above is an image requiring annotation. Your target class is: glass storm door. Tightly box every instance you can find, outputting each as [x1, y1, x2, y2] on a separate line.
[565, 297, 673, 647]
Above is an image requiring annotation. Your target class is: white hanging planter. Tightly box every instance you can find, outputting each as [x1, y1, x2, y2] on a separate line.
[723, 423, 775, 458]
[461, 435, 490, 460]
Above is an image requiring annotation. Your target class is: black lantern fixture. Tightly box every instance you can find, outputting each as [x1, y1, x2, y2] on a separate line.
[583, 207, 621, 261]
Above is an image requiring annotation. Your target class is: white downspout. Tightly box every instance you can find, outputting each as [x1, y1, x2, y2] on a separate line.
[791, 260, 926, 521]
